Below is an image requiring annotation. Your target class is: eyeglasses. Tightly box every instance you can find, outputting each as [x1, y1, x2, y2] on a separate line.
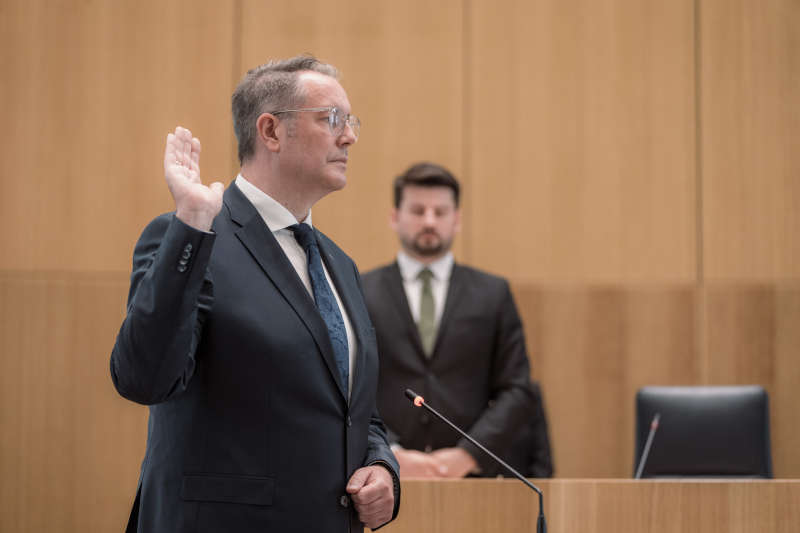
[272, 106, 360, 139]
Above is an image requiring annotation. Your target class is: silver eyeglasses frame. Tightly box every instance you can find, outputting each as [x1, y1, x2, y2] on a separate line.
[271, 106, 360, 139]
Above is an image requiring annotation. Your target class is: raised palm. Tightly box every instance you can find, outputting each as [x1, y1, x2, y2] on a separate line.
[163, 126, 224, 231]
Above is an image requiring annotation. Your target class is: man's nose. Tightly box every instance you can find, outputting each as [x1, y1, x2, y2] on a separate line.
[422, 210, 437, 225]
[338, 123, 357, 146]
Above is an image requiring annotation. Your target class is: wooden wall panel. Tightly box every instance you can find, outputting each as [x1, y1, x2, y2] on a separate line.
[239, 0, 465, 272]
[515, 281, 800, 478]
[0, 0, 237, 273]
[515, 285, 697, 478]
[704, 285, 776, 384]
[466, 0, 697, 283]
[703, 284, 800, 478]
[701, 0, 800, 281]
[0, 274, 147, 532]
[3, 5, 800, 533]
[773, 287, 800, 477]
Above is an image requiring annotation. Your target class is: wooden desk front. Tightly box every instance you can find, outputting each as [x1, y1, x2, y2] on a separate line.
[378, 479, 800, 533]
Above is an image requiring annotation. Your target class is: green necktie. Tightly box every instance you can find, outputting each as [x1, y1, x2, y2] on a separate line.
[417, 268, 436, 357]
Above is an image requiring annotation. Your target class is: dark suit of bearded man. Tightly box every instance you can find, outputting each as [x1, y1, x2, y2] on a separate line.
[110, 56, 398, 533]
[361, 162, 552, 479]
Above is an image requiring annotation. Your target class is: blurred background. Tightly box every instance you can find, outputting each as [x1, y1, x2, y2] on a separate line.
[1, 0, 798, 530]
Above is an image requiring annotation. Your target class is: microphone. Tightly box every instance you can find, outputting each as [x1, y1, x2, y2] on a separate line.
[634, 413, 661, 479]
[404, 388, 547, 533]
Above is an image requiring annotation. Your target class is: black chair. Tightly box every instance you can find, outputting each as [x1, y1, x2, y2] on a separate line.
[634, 385, 772, 478]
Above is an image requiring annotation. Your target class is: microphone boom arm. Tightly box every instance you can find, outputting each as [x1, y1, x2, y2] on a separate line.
[404, 389, 547, 533]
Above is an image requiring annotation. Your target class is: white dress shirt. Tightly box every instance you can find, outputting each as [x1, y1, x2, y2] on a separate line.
[235, 175, 356, 395]
[396, 250, 454, 328]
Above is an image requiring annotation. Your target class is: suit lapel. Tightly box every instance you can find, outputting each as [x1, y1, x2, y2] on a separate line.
[386, 262, 428, 359]
[434, 263, 466, 355]
[223, 185, 348, 402]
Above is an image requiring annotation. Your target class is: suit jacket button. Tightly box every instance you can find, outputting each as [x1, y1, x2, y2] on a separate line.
[184, 243, 193, 253]
[346, 416, 352, 427]
[177, 264, 187, 273]
[339, 494, 349, 508]
[181, 250, 191, 260]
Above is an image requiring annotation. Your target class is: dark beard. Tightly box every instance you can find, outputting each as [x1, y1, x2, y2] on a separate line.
[406, 231, 451, 257]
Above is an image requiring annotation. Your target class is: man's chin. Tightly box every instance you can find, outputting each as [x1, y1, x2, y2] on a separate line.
[412, 244, 444, 258]
[324, 170, 347, 191]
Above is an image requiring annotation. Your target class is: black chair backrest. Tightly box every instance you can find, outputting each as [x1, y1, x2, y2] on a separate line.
[634, 385, 772, 478]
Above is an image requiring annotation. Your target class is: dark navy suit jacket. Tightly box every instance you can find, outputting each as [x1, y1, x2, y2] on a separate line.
[362, 262, 552, 477]
[111, 183, 399, 533]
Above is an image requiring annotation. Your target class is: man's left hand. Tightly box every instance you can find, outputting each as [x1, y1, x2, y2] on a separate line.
[346, 465, 395, 529]
[430, 447, 478, 478]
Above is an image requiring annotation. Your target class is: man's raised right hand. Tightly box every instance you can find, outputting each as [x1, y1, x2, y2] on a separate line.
[164, 126, 224, 232]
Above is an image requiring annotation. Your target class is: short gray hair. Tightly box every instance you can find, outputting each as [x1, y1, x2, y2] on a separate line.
[232, 55, 339, 164]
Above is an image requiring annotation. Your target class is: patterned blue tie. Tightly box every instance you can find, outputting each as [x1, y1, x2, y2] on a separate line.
[290, 223, 349, 391]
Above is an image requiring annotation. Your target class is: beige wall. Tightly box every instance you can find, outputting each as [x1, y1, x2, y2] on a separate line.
[1, 0, 798, 530]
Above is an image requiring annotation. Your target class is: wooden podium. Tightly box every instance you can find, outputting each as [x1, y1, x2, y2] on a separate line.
[377, 478, 800, 533]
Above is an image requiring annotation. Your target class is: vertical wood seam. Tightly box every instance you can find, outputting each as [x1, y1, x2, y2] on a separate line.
[231, 0, 243, 174]
[694, 0, 709, 384]
[461, 0, 472, 264]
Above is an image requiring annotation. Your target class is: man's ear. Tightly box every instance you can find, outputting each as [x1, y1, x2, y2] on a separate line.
[256, 113, 281, 152]
[390, 207, 399, 231]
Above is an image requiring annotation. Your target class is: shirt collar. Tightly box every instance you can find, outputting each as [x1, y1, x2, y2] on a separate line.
[396, 250, 454, 282]
[235, 174, 312, 231]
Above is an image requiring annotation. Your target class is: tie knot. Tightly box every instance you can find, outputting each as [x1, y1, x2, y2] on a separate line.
[289, 223, 316, 251]
[418, 268, 434, 283]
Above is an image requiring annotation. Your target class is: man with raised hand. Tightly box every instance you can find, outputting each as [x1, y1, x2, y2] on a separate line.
[111, 55, 399, 533]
